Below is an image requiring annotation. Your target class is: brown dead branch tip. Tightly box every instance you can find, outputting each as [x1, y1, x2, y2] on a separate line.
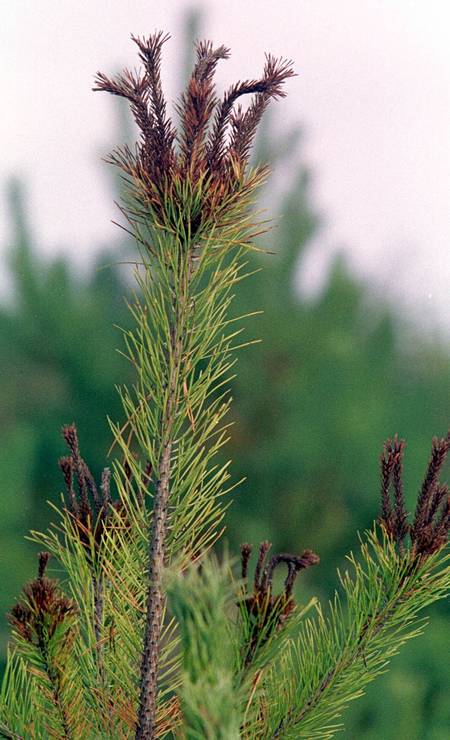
[239, 540, 319, 665]
[93, 32, 295, 238]
[8, 553, 78, 737]
[8, 552, 77, 645]
[59, 424, 151, 556]
[379, 432, 450, 558]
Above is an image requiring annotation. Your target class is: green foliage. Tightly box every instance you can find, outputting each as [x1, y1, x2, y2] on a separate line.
[4, 554, 88, 738]
[111, 211, 262, 570]
[258, 531, 450, 738]
[0, 651, 39, 738]
[168, 557, 243, 739]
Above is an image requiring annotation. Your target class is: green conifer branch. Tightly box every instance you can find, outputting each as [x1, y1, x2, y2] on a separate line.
[243, 432, 450, 738]
[93, 32, 294, 736]
[256, 530, 450, 739]
[4, 554, 88, 738]
[0, 651, 34, 739]
[167, 556, 244, 739]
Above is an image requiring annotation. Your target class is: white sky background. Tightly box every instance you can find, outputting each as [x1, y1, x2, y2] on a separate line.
[1, 1, 449, 332]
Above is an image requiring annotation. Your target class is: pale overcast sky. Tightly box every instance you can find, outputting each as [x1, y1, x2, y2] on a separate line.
[1, 1, 449, 331]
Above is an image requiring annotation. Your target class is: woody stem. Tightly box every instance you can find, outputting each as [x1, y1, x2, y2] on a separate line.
[136, 255, 189, 739]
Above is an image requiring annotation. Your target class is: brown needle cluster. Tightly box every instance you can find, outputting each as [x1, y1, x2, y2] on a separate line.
[379, 432, 450, 557]
[59, 424, 151, 553]
[93, 32, 295, 238]
[239, 541, 319, 665]
[8, 552, 77, 645]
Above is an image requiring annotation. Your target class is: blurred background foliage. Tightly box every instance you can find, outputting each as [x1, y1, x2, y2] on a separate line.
[1, 10, 449, 738]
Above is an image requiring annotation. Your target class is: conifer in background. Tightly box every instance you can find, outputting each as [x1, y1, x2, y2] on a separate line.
[0, 27, 449, 740]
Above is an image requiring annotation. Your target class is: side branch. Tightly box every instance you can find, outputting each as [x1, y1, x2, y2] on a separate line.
[271, 544, 449, 738]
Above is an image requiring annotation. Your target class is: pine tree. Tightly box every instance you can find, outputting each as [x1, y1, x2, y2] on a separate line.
[1, 30, 449, 739]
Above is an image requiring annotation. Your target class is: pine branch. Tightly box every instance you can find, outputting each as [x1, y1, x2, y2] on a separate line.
[248, 434, 450, 738]
[237, 541, 319, 669]
[30, 428, 141, 736]
[167, 556, 244, 738]
[94, 33, 293, 737]
[261, 532, 450, 739]
[5, 554, 85, 738]
[0, 651, 34, 739]
[136, 264, 189, 737]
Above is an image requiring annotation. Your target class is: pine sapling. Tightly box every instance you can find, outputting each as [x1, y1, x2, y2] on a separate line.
[0, 29, 449, 740]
